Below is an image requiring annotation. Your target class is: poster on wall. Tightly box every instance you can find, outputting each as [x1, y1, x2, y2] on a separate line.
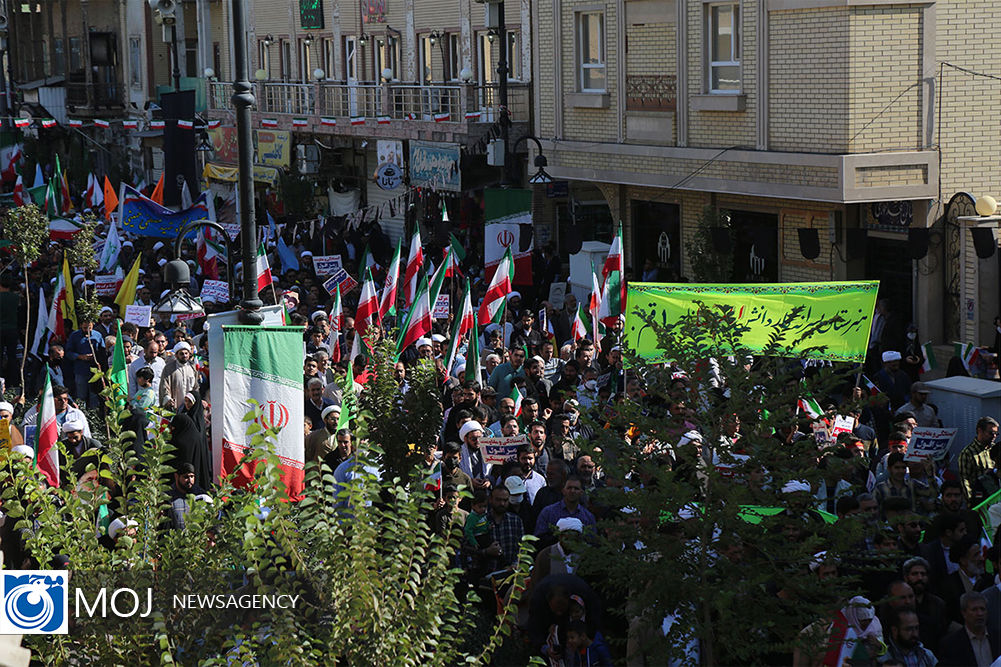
[409, 141, 461, 191]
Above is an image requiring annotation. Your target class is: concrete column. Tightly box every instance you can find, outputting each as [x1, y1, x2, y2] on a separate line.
[197, 0, 213, 76]
[405, 0, 416, 82]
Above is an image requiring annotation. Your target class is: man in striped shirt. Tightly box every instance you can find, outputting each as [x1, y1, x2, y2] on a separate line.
[958, 417, 999, 502]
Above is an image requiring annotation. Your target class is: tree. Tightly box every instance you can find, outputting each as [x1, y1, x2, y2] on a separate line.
[2, 203, 49, 389]
[578, 304, 872, 665]
[0, 338, 533, 664]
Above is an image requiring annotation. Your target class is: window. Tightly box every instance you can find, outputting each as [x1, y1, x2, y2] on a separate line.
[507, 31, 520, 81]
[376, 37, 400, 81]
[708, 3, 740, 92]
[53, 38, 65, 75]
[129, 37, 141, 87]
[185, 39, 198, 78]
[447, 33, 460, 81]
[69, 37, 82, 72]
[279, 39, 292, 81]
[298, 38, 312, 82]
[420, 36, 433, 85]
[320, 38, 335, 80]
[258, 40, 271, 77]
[213, 43, 222, 79]
[344, 37, 357, 80]
[576, 12, 605, 92]
[478, 32, 493, 84]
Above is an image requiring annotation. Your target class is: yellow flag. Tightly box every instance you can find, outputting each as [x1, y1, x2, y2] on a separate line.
[61, 255, 77, 330]
[114, 253, 143, 317]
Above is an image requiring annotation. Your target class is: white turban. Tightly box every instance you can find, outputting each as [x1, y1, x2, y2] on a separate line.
[459, 421, 483, 441]
[173, 341, 191, 354]
[555, 517, 584, 533]
[0, 401, 14, 414]
[781, 480, 811, 494]
[61, 420, 85, 435]
[882, 351, 902, 362]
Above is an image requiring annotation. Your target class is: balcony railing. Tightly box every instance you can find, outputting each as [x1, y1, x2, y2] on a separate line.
[262, 82, 313, 115]
[389, 85, 461, 121]
[66, 82, 122, 109]
[205, 80, 532, 126]
[625, 74, 677, 112]
[318, 83, 383, 119]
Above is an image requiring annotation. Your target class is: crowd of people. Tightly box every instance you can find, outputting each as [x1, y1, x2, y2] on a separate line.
[2, 190, 1001, 664]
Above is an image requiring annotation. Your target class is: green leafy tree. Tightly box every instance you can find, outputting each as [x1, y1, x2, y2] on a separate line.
[0, 337, 533, 664]
[2, 203, 49, 388]
[579, 304, 874, 665]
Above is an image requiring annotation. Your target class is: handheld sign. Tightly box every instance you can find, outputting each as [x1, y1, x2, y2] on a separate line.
[479, 435, 528, 465]
[313, 255, 343, 276]
[433, 294, 450, 319]
[322, 269, 358, 297]
[124, 304, 153, 328]
[94, 274, 121, 297]
[831, 415, 855, 438]
[200, 279, 230, 303]
[905, 427, 958, 462]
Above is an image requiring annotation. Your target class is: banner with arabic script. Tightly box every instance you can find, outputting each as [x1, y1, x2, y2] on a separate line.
[119, 184, 211, 239]
[624, 281, 879, 363]
[409, 141, 460, 191]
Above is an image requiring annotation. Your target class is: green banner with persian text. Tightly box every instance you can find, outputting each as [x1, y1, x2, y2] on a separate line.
[624, 281, 879, 363]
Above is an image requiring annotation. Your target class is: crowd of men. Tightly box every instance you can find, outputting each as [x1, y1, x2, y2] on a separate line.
[3, 203, 1001, 665]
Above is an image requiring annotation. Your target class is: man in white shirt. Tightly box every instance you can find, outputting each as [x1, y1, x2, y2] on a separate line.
[128, 341, 166, 397]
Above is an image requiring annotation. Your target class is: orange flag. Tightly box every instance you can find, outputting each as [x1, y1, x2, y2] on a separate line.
[150, 173, 164, 205]
[103, 176, 118, 221]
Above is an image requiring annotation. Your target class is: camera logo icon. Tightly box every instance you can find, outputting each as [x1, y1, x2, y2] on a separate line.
[0, 571, 68, 634]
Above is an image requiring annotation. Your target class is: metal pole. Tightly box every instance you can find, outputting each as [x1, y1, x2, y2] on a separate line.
[231, 0, 263, 324]
[497, 1, 509, 186]
[171, 24, 181, 91]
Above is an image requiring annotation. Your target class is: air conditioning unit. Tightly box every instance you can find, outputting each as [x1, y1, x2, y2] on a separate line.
[297, 144, 321, 174]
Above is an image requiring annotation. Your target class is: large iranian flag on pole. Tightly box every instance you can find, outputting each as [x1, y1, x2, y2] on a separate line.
[37, 372, 60, 488]
[221, 326, 306, 499]
[484, 188, 533, 286]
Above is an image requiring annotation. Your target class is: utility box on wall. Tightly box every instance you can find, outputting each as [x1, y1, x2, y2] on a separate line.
[924, 376, 1001, 463]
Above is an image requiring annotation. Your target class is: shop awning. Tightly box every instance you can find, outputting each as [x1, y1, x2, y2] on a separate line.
[203, 163, 280, 187]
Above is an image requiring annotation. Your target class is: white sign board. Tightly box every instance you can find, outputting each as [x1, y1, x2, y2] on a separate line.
[433, 294, 450, 319]
[201, 279, 230, 303]
[313, 255, 343, 276]
[905, 427, 958, 462]
[124, 305, 153, 328]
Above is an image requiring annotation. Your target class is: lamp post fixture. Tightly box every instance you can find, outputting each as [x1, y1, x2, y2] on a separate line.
[231, 0, 263, 324]
[513, 135, 552, 185]
[155, 220, 236, 315]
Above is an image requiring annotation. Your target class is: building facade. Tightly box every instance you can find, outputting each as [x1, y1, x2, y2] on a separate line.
[532, 0, 1001, 349]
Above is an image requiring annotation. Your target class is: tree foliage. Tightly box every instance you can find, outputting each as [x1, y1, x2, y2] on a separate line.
[2, 203, 48, 267]
[579, 303, 872, 665]
[0, 340, 531, 664]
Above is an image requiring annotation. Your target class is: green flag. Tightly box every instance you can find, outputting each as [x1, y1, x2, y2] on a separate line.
[337, 361, 355, 430]
[111, 321, 128, 406]
[465, 313, 480, 382]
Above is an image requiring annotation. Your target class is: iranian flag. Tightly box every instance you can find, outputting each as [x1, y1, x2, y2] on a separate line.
[955, 342, 980, 372]
[379, 239, 402, 320]
[798, 396, 824, 420]
[37, 372, 60, 488]
[49, 217, 84, 240]
[255, 243, 272, 293]
[444, 279, 474, 376]
[478, 246, 514, 324]
[327, 286, 343, 364]
[398, 274, 433, 353]
[403, 227, 424, 307]
[921, 341, 936, 374]
[571, 305, 588, 342]
[539, 308, 556, 345]
[509, 386, 524, 418]
[220, 326, 306, 499]
[589, 261, 603, 347]
[355, 268, 380, 340]
[85, 173, 104, 209]
[47, 267, 68, 340]
[98, 219, 122, 272]
[861, 375, 881, 397]
[484, 188, 533, 285]
[597, 223, 625, 327]
[12, 174, 23, 206]
[0, 143, 22, 182]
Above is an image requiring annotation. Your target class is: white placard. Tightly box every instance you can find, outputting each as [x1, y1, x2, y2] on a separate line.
[313, 255, 343, 276]
[433, 294, 450, 319]
[124, 304, 153, 328]
[201, 279, 230, 303]
[905, 427, 958, 462]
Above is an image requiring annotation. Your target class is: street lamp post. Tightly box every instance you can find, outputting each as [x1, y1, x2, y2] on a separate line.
[231, 0, 263, 324]
[496, 2, 510, 185]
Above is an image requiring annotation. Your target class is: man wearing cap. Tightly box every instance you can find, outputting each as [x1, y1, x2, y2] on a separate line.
[304, 405, 343, 465]
[160, 341, 199, 409]
[65, 317, 105, 408]
[896, 382, 940, 428]
[875, 350, 913, 411]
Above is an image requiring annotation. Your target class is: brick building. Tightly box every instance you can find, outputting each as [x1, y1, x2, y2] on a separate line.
[532, 0, 1001, 349]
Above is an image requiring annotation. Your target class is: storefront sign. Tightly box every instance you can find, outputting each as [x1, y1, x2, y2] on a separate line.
[409, 141, 461, 191]
[254, 130, 292, 168]
[299, 0, 324, 29]
[624, 281, 879, 364]
[377, 140, 404, 167]
[375, 163, 403, 190]
[361, 0, 386, 24]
